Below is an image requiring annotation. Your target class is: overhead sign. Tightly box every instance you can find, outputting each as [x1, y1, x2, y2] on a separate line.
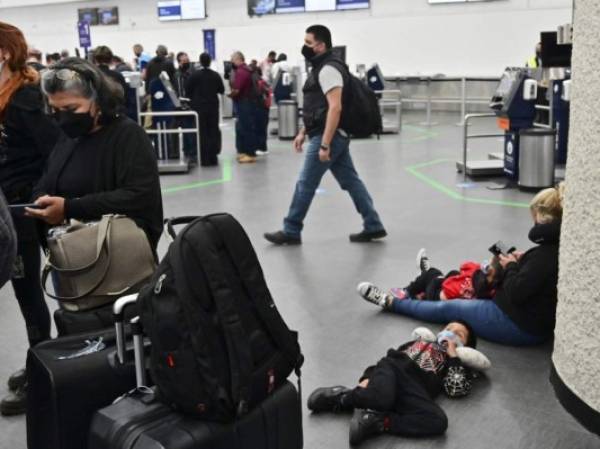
[77, 21, 91, 48]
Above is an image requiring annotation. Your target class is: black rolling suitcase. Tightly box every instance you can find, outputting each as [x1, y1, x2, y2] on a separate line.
[27, 294, 142, 449]
[88, 317, 303, 449]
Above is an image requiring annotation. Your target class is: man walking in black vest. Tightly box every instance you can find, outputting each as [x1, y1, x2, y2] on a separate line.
[265, 25, 386, 245]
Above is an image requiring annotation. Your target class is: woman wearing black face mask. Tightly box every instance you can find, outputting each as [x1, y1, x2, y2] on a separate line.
[0, 21, 61, 416]
[27, 58, 163, 253]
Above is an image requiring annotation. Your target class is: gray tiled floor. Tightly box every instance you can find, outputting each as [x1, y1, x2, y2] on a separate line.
[0, 112, 598, 449]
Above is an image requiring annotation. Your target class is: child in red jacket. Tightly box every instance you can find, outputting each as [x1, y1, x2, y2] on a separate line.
[387, 249, 502, 301]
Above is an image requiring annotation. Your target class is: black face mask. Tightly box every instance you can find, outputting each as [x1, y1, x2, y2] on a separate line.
[301, 45, 316, 61]
[180, 62, 190, 71]
[52, 110, 95, 139]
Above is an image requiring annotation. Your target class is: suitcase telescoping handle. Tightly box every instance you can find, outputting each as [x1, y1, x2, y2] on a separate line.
[113, 293, 139, 364]
[130, 316, 147, 388]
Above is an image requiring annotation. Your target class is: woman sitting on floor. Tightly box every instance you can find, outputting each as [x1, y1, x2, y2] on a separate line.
[357, 183, 564, 346]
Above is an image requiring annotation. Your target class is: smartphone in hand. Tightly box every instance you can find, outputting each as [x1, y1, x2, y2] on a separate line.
[9, 203, 44, 217]
[489, 240, 516, 257]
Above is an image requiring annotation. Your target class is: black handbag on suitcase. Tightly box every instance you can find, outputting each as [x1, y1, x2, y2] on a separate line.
[89, 316, 303, 449]
[27, 294, 141, 449]
[139, 214, 304, 421]
[53, 301, 140, 336]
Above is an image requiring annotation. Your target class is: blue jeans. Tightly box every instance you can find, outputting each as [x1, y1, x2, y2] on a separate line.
[391, 298, 549, 346]
[283, 133, 384, 237]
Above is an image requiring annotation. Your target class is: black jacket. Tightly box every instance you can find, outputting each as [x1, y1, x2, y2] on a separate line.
[32, 116, 164, 249]
[185, 68, 225, 110]
[145, 56, 176, 93]
[302, 51, 348, 138]
[361, 340, 473, 399]
[493, 220, 561, 336]
[0, 84, 60, 203]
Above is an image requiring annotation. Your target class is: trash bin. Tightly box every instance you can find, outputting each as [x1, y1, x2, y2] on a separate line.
[278, 100, 298, 140]
[519, 128, 556, 189]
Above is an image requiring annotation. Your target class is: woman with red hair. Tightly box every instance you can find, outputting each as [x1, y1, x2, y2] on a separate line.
[0, 22, 60, 416]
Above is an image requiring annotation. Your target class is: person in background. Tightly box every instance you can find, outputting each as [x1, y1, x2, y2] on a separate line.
[174, 51, 196, 164]
[253, 67, 271, 156]
[527, 42, 542, 68]
[45, 52, 60, 66]
[132, 43, 151, 73]
[272, 53, 293, 104]
[112, 55, 132, 73]
[185, 52, 224, 167]
[60, 49, 70, 60]
[26, 48, 45, 72]
[0, 21, 61, 416]
[264, 25, 386, 245]
[145, 44, 176, 93]
[93, 45, 128, 104]
[229, 51, 257, 164]
[260, 50, 276, 83]
[174, 51, 192, 98]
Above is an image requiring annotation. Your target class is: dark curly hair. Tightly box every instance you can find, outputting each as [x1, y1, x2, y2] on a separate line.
[40, 57, 123, 125]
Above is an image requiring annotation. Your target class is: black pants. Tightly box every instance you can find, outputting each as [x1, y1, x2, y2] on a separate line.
[11, 216, 50, 347]
[405, 267, 459, 300]
[196, 105, 221, 166]
[347, 357, 448, 437]
[253, 106, 269, 152]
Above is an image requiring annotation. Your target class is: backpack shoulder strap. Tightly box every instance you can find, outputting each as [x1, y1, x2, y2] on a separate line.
[206, 214, 304, 371]
[173, 220, 254, 416]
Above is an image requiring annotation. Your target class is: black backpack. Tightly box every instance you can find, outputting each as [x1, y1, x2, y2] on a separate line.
[319, 60, 383, 138]
[138, 214, 303, 422]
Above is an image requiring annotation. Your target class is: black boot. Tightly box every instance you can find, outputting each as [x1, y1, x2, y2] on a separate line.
[307, 386, 352, 413]
[349, 229, 387, 243]
[264, 231, 302, 246]
[1, 383, 27, 416]
[7, 368, 26, 392]
[349, 409, 388, 446]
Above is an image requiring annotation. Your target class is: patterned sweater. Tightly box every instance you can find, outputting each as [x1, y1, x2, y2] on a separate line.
[359, 339, 474, 399]
[401, 339, 473, 398]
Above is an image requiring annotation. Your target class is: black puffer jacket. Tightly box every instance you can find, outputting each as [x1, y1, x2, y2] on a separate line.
[0, 84, 60, 203]
[493, 220, 561, 336]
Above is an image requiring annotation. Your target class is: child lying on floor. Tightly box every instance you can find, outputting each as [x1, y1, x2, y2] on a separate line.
[307, 320, 491, 446]
[384, 249, 503, 303]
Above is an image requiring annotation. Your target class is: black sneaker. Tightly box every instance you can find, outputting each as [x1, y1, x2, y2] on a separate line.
[357, 282, 393, 309]
[7, 368, 26, 392]
[416, 248, 431, 273]
[307, 386, 352, 413]
[349, 229, 387, 243]
[264, 231, 302, 246]
[1, 383, 27, 416]
[349, 409, 388, 446]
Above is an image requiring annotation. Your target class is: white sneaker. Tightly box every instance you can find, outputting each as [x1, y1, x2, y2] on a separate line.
[357, 282, 392, 309]
[256, 150, 269, 156]
[416, 248, 430, 273]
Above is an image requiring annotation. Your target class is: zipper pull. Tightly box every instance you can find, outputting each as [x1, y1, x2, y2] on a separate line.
[154, 273, 167, 294]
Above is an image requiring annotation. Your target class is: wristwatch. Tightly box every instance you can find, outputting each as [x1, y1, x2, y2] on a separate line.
[320, 143, 330, 151]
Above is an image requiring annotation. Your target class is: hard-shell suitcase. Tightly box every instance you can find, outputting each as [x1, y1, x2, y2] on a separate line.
[26, 294, 141, 449]
[88, 314, 303, 449]
[89, 382, 303, 449]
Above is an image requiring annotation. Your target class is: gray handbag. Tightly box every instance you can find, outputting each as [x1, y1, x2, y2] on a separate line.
[42, 215, 157, 312]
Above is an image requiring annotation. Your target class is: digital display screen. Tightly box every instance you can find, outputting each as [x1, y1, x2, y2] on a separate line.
[248, 0, 369, 16]
[98, 7, 119, 25]
[78, 8, 99, 26]
[158, 0, 206, 21]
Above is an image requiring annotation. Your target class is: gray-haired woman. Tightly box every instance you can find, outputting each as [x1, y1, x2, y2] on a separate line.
[27, 57, 163, 249]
